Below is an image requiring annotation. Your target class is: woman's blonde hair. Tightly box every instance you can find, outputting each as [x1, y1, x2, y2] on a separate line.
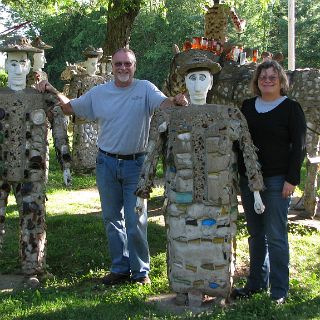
[251, 60, 289, 96]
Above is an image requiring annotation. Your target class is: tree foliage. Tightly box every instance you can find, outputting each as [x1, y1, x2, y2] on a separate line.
[130, 0, 206, 87]
[1, 0, 319, 89]
[0, 69, 8, 87]
[102, 0, 144, 57]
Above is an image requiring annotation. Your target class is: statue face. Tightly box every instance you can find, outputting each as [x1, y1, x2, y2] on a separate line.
[185, 70, 213, 105]
[5, 51, 31, 91]
[33, 51, 46, 70]
[84, 57, 99, 76]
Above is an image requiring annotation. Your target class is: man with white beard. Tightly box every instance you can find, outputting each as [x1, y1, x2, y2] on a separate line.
[37, 47, 188, 286]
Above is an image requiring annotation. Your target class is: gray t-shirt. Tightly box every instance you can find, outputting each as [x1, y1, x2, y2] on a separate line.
[71, 79, 167, 154]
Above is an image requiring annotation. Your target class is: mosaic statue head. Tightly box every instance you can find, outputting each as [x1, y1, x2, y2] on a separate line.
[82, 46, 101, 76]
[31, 36, 52, 72]
[178, 50, 221, 105]
[0, 36, 41, 91]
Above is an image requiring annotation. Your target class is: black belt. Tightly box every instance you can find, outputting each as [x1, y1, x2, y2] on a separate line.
[99, 148, 145, 160]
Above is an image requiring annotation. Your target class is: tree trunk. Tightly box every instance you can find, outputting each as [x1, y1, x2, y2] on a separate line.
[102, 0, 142, 59]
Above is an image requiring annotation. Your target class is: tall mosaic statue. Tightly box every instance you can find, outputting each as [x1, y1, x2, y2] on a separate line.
[27, 36, 72, 187]
[136, 51, 264, 306]
[0, 36, 63, 286]
[204, 0, 245, 44]
[61, 46, 105, 173]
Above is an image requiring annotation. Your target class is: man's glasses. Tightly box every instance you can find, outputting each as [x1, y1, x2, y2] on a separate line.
[258, 75, 278, 82]
[113, 61, 133, 68]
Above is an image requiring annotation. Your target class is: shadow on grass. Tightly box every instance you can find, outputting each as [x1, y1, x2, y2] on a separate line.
[0, 211, 167, 278]
[3, 279, 320, 320]
[6, 290, 164, 320]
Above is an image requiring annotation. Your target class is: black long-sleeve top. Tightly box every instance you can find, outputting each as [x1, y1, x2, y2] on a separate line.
[238, 97, 306, 186]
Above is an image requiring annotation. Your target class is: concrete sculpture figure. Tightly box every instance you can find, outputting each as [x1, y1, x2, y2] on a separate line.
[27, 36, 72, 187]
[204, 0, 246, 44]
[100, 55, 114, 82]
[136, 50, 264, 306]
[0, 36, 61, 286]
[61, 46, 105, 173]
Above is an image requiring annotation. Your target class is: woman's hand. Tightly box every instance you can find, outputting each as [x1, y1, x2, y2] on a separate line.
[282, 181, 295, 198]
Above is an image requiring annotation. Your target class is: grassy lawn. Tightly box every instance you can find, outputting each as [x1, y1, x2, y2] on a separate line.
[0, 147, 320, 319]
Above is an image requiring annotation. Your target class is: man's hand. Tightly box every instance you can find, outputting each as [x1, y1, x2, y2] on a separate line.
[37, 80, 73, 115]
[282, 181, 295, 198]
[36, 80, 58, 94]
[160, 92, 189, 109]
[173, 92, 189, 106]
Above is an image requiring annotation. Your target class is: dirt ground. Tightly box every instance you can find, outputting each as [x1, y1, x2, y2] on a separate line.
[1, 188, 320, 298]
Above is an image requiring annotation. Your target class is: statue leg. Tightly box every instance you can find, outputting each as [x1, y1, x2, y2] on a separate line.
[297, 123, 319, 218]
[72, 119, 98, 173]
[15, 180, 47, 285]
[0, 181, 11, 252]
[166, 203, 235, 307]
[187, 289, 204, 307]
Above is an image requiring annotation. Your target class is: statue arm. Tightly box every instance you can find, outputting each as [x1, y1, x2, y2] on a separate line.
[135, 111, 167, 199]
[237, 110, 264, 192]
[229, 7, 246, 32]
[49, 106, 72, 187]
[237, 110, 265, 213]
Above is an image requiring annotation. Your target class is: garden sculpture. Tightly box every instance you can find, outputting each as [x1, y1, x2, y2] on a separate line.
[100, 54, 114, 82]
[204, 0, 246, 44]
[27, 36, 72, 187]
[60, 46, 105, 173]
[0, 36, 65, 286]
[135, 50, 264, 306]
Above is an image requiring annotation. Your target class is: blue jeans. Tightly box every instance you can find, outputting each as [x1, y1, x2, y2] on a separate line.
[240, 175, 290, 299]
[96, 151, 150, 279]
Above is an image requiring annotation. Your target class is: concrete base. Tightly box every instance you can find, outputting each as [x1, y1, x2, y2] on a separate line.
[146, 293, 226, 315]
[0, 274, 26, 293]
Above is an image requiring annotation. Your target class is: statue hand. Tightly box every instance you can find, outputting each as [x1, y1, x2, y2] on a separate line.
[253, 190, 265, 214]
[135, 197, 147, 216]
[63, 168, 72, 187]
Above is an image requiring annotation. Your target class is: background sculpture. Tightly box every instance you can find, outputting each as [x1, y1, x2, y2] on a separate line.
[27, 36, 72, 187]
[204, 0, 245, 44]
[136, 51, 264, 306]
[61, 46, 105, 173]
[0, 36, 63, 286]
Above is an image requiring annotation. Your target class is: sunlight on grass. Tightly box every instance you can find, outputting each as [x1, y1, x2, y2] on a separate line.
[1, 145, 320, 319]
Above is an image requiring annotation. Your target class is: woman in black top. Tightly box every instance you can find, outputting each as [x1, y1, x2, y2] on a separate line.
[232, 60, 306, 304]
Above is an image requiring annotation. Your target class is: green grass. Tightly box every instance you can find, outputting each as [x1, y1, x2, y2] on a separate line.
[1, 146, 320, 319]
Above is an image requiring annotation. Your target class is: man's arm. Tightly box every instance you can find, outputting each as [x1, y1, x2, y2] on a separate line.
[160, 93, 188, 109]
[37, 80, 74, 115]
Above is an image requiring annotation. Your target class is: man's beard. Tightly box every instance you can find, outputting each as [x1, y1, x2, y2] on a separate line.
[117, 73, 130, 83]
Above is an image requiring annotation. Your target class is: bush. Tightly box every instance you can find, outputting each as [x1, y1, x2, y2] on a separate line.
[0, 69, 8, 87]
